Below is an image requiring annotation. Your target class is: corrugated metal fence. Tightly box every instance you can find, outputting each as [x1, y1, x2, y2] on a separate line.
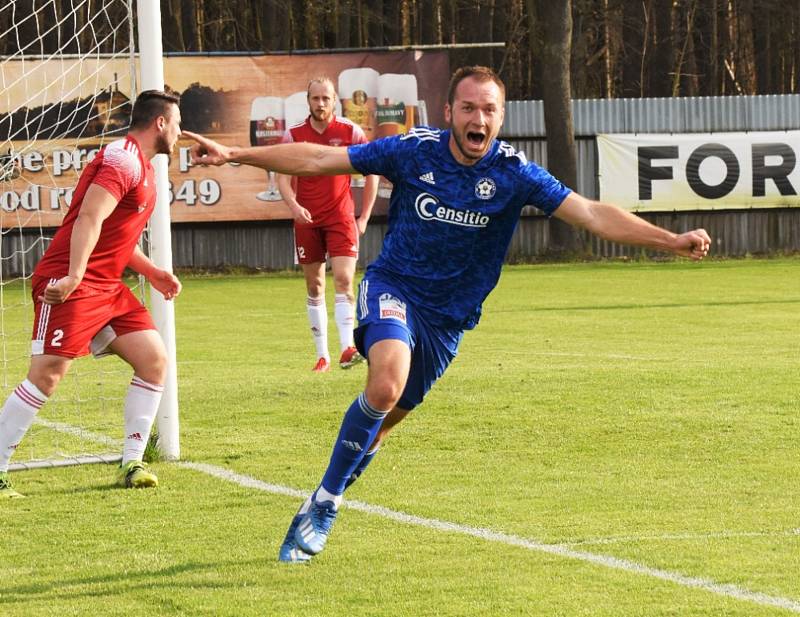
[4, 94, 799, 276]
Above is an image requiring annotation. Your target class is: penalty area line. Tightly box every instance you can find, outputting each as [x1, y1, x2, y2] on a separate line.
[180, 460, 800, 614]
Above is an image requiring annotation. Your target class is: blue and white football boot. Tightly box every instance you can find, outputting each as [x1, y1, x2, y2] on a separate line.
[294, 495, 339, 555]
[278, 498, 313, 564]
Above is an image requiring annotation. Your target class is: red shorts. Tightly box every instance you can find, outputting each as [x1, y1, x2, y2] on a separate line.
[31, 275, 155, 359]
[294, 218, 359, 264]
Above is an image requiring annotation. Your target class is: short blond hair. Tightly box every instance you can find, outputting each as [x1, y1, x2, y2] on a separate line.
[307, 77, 336, 97]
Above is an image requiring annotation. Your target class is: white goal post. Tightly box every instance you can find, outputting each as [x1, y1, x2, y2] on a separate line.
[1, 0, 179, 468]
[137, 0, 179, 461]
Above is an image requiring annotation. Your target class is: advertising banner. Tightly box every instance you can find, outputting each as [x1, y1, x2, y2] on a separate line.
[598, 132, 800, 211]
[0, 51, 449, 228]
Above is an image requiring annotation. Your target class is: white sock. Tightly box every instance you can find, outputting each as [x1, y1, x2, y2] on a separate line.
[122, 376, 164, 464]
[315, 485, 343, 509]
[334, 293, 355, 352]
[307, 295, 329, 360]
[0, 379, 48, 471]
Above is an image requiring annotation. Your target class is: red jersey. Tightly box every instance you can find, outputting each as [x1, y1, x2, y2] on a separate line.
[35, 136, 156, 287]
[281, 115, 367, 227]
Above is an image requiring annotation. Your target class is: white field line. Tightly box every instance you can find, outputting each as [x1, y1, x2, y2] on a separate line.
[180, 461, 800, 614]
[35, 421, 800, 613]
[34, 418, 120, 446]
[564, 529, 800, 547]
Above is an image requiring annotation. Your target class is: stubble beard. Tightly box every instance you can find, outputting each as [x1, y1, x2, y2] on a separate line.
[155, 132, 173, 156]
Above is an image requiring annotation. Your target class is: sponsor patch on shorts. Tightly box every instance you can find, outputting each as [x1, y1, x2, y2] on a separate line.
[379, 293, 407, 323]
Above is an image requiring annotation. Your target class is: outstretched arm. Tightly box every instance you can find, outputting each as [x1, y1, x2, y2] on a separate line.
[554, 192, 711, 260]
[183, 130, 356, 176]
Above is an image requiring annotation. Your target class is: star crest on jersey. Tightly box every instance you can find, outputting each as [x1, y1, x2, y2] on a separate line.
[419, 171, 436, 185]
[475, 177, 496, 200]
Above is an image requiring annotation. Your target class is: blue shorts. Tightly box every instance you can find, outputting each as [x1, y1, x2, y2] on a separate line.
[354, 276, 463, 411]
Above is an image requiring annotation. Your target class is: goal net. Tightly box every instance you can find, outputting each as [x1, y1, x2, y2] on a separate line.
[1, 0, 172, 470]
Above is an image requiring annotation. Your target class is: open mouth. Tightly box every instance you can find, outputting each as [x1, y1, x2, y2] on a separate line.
[466, 131, 486, 148]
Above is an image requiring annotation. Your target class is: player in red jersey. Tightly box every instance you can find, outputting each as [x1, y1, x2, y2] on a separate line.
[277, 77, 378, 373]
[0, 90, 182, 498]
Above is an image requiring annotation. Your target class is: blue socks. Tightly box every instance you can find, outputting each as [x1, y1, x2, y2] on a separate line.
[345, 445, 380, 489]
[320, 393, 388, 496]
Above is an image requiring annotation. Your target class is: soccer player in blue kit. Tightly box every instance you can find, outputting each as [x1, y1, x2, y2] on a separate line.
[185, 66, 711, 563]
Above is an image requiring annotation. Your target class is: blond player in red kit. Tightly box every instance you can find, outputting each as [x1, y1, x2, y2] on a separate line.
[277, 77, 378, 372]
[0, 90, 183, 498]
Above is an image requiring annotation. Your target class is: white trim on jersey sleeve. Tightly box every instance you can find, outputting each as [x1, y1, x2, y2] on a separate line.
[400, 127, 441, 142]
[280, 130, 295, 144]
[498, 141, 528, 164]
[350, 122, 368, 145]
[103, 139, 143, 187]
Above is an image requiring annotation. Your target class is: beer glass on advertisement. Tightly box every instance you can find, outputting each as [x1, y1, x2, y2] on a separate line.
[376, 73, 419, 196]
[249, 96, 284, 201]
[339, 67, 378, 187]
[376, 74, 418, 138]
[284, 91, 309, 129]
[338, 68, 378, 140]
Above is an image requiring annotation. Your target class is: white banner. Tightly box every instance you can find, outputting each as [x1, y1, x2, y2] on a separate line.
[597, 131, 800, 211]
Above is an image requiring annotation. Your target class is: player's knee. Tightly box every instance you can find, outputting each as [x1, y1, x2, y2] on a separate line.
[306, 284, 324, 299]
[27, 358, 70, 396]
[364, 380, 403, 411]
[134, 348, 167, 385]
[27, 372, 62, 398]
[332, 275, 353, 297]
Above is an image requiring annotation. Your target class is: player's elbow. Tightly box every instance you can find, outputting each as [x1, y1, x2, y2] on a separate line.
[308, 145, 352, 176]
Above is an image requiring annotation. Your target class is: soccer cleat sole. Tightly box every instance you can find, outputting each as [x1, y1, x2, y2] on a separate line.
[278, 544, 313, 564]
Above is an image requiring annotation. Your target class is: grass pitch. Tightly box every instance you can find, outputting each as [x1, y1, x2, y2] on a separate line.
[2, 257, 799, 616]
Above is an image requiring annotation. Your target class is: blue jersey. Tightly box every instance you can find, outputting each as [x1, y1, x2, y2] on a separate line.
[348, 127, 571, 330]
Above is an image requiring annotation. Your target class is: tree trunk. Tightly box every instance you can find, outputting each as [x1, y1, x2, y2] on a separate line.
[478, 0, 496, 67]
[419, 0, 439, 44]
[163, 0, 186, 52]
[179, 0, 202, 52]
[383, 0, 398, 46]
[524, 0, 542, 99]
[368, 0, 384, 46]
[682, 2, 700, 96]
[401, 0, 411, 46]
[651, 0, 672, 97]
[731, 0, 757, 94]
[463, 0, 482, 65]
[537, 0, 582, 255]
[336, 0, 352, 47]
[621, 0, 648, 97]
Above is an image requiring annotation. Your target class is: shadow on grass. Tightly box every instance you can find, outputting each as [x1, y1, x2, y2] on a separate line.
[0, 557, 268, 604]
